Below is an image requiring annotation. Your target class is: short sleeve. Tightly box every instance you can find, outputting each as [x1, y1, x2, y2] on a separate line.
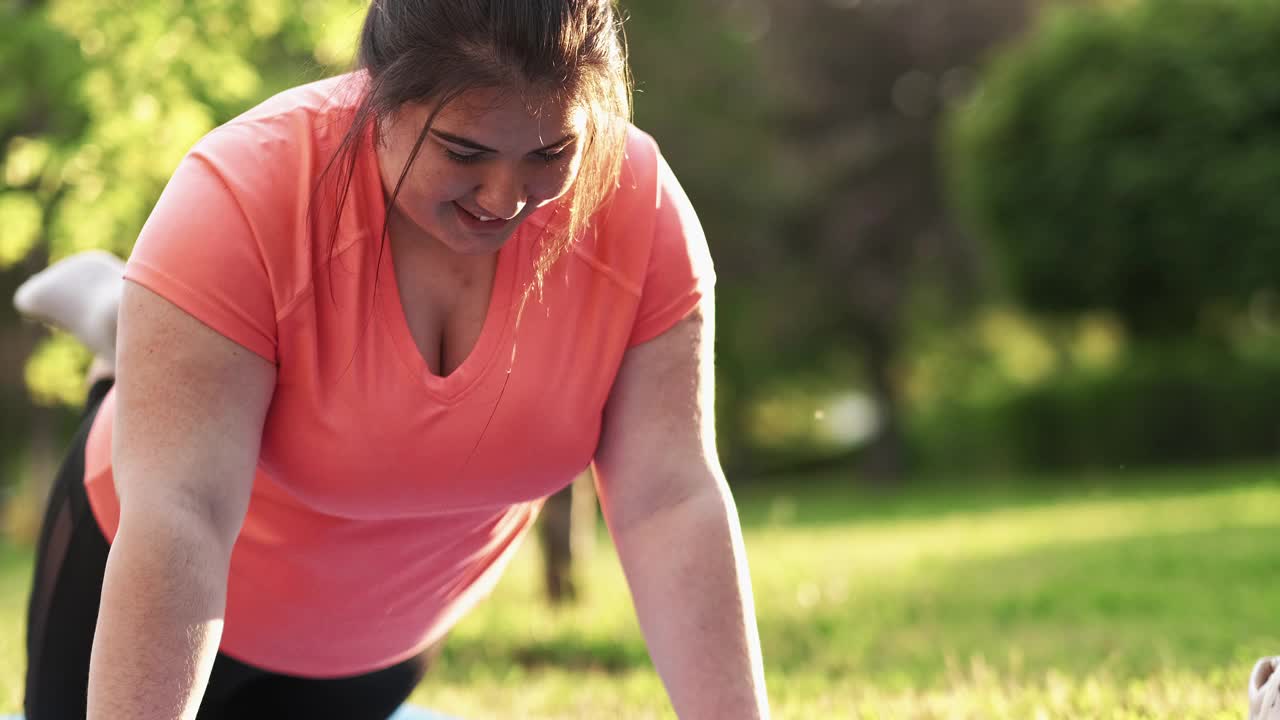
[124, 135, 279, 363]
[626, 147, 717, 347]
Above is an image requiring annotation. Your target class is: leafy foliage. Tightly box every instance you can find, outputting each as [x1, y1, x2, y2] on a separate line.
[0, 0, 365, 415]
[8, 0, 364, 261]
[911, 341, 1280, 471]
[948, 0, 1280, 337]
[754, 0, 1041, 479]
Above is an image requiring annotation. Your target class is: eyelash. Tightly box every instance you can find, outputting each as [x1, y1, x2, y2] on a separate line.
[442, 148, 567, 165]
[535, 148, 567, 164]
[443, 149, 483, 165]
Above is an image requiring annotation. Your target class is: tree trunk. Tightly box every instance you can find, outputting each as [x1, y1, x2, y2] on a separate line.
[538, 469, 597, 605]
[858, 327, 905, 484]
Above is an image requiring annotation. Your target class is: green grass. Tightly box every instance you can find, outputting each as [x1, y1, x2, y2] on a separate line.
[3, 466, 1279, 718]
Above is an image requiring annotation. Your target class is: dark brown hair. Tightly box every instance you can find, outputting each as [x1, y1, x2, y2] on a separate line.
[317, 0, 632, 293]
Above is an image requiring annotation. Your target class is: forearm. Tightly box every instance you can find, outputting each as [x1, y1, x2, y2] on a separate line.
[88, 507, 232, 720]
[613, 485, 769, 719]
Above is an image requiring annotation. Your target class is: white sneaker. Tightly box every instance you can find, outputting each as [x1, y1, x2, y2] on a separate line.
[1250, 656, 1280, 720]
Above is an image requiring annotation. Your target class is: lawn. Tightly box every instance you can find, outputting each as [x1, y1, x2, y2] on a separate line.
[2, 465, 1278, 718]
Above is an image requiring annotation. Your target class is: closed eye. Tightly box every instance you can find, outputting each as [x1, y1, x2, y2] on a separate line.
[532, 141, 575, 164]
[534, 148, 566, 163]
[442, 147, 485, 164]
[433, 133, 576, 165]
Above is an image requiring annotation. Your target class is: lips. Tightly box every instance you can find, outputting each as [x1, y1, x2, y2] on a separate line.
[462, 205, 498, 222]
[453, 201, 510, 232]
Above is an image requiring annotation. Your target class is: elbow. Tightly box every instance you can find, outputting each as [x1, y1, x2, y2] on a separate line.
[116, 497, 242, 570]
[609, 475, 738, 545]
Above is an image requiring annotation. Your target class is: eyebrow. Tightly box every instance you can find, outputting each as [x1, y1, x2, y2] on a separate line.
[429, 129, 577, 154]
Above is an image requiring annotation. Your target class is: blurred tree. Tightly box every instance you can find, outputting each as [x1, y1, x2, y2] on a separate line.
[0, 0, 369, 530]
[1, 0, 368, 405]
[948, 0, 1280, 339]
[536, 472, 597, 605]
[622, 0, 783, 473]
[759, 0, 1042, 482]
[0, 0, 92, 529]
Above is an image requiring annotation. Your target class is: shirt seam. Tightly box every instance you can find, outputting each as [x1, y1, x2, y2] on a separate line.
[188, 151, 367, 331]
[274, 233, 368, 324]
[570, 246, 642, 298]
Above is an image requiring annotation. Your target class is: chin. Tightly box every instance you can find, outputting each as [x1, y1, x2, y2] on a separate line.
[440, 225, 516, 256]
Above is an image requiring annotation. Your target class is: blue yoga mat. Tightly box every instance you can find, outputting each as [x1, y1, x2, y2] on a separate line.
[2, 705, 456, 720]
[395, 706, 461, 720]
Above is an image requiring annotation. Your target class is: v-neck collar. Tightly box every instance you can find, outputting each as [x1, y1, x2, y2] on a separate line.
[373, 221, 521, 402]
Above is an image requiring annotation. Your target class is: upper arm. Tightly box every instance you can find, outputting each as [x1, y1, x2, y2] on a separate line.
[109, 126, 287, 546]
[593, 131, 720, 532]
[112, 280, 276, 548]
[593, 296, 723, 535]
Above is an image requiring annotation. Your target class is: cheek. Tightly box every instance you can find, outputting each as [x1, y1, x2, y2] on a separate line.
[388, 180, 435, 223]
[398, 161, 470, 209]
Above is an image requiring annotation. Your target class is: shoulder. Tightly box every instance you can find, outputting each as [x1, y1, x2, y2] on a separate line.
[147, 74, 372, 304]
[618, 125, 663, 193]
[185, 74, 364, 195]
[572, 125, 705, 284]
[180, 73, 371, 235]
[572, 126, 672, 270]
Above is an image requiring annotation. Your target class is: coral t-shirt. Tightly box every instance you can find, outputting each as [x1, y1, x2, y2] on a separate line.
[81, 74, 714, 678]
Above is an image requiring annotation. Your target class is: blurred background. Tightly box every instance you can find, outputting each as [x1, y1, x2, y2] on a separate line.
[3, 0, 1280, 717]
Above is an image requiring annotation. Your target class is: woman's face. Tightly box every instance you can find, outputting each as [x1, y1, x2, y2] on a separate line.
[376, 86, 589, 256]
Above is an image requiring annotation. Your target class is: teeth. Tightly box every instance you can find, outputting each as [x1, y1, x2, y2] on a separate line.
[462, 205, 498, 222]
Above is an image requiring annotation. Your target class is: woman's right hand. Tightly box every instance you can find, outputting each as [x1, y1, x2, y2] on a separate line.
[88, 280, 275, 720]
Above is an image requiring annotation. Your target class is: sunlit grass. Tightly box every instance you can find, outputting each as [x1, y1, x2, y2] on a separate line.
[2, 466, 1277, 718]
[0, 542, 28, 713]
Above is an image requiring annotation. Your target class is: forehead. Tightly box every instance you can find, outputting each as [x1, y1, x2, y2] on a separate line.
[408, 86, 588, 145]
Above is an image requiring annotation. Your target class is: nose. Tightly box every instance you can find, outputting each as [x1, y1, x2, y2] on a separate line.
[474, 165, 527, 220]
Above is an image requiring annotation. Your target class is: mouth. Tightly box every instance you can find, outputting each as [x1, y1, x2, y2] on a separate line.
[453, 202, 510, 233]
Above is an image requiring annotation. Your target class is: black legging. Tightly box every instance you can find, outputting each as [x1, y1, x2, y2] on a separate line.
[24, 379, 438, 720]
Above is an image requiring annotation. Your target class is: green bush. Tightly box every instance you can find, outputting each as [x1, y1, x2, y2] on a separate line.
[947, 0, 1280, 337]
[910, 345, 1280, 472]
